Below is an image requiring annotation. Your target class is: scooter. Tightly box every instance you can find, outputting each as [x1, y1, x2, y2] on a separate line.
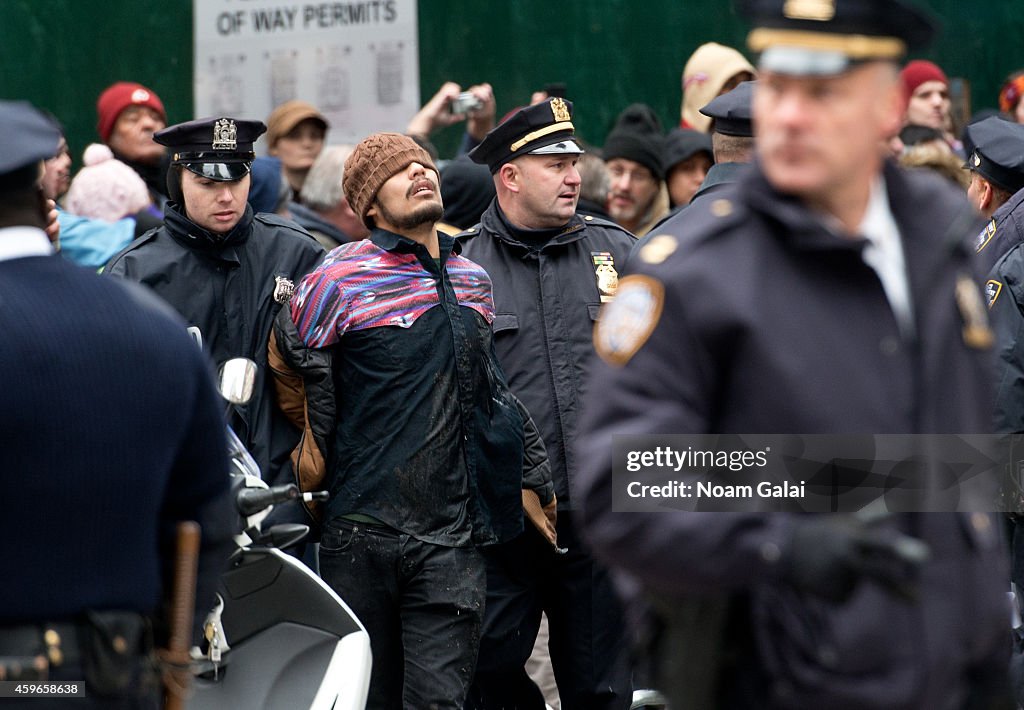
[189, 358, 372, 710]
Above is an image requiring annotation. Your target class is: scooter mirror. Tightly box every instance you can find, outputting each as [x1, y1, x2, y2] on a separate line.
[219, 358, 258, 405]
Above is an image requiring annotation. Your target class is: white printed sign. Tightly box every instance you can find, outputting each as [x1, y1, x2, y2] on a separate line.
[193, 0, 419, 149]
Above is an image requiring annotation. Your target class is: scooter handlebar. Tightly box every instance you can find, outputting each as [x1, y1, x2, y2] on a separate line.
[236, 483, 300, 517]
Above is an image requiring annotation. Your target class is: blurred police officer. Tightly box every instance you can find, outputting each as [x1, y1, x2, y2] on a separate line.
[575, 0, 1011, 707]
[106, 117, 324, 502]
[460, 99, 635, 709]
[0, 101, 232, 709]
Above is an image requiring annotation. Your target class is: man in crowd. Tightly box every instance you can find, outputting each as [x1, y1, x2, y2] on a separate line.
[461, 98, 636, 709]
[105, 116, 324, 504]
[265, 100, 329, 200]
[96, 81, 171, 210]
[288, 144, 369, 250]
[900, 59, 960, 153]
[642, 81, 756, 238]
[575, 0, 1010, 708]
[604, 104, 669, 236]
[0, 100, 232, 709]
[276, 132, 526, 709]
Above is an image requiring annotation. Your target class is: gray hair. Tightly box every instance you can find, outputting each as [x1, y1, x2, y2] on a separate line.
[299, 144, 356, 212]
[578, 152, 611, 206]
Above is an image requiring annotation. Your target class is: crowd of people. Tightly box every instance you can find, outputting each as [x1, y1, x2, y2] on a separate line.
[9, 0, 1024, 708]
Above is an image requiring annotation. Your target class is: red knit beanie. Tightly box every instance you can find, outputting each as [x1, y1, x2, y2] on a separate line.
[900, 60, 948, 101]
[343, 133, 437, 229]
[96, 82, 166, 143]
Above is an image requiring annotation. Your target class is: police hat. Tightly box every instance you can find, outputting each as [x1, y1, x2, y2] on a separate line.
[963, 117, 1024, 195]
[155, 116, 267, 181]
[699, 81, 756, 137]
[735, 0, 937, 76]
[469, 98, 583, 173]
[0, 100, 62, 192]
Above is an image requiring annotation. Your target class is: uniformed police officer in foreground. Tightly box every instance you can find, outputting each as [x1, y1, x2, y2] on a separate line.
[106, 117, 324, 508]
[574, 0, 1011, 707]
[0, 101, 232, 709]
[460, 99, 635, 709]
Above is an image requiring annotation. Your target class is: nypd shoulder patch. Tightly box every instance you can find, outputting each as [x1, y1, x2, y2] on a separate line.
[986, 279, 1003, 309]
[593, 275, 664, 366]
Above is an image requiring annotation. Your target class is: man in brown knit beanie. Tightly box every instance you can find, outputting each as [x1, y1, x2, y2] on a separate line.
[271, 131, 540, 709]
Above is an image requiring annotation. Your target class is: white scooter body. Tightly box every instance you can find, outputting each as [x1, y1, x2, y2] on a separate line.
[190, 542, 371, 710]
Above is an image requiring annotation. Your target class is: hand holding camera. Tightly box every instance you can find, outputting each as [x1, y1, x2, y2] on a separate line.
[449, 91, 484, 116]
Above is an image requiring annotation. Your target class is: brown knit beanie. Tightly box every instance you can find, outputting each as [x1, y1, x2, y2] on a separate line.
[343, 132, 437, 229]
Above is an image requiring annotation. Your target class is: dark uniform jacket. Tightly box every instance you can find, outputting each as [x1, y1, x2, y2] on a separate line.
[105, 203, 325, 486]
[976, 188, 1024, 433]
[637, 161, 751, 257]
[975, 186, 1024, 275]
[0, 246, 231, 627]
[459, 202, 636, 507]
[575, 162, 1008, 709]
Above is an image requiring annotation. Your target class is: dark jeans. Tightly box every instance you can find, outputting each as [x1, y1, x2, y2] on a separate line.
[319, 519, 485, 710]
[465, 516, 632, 710]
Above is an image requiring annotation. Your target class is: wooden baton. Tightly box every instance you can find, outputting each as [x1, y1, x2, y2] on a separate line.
[163, 520, 201, 710]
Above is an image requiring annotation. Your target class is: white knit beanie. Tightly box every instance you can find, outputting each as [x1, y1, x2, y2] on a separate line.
[65, 144, 151, 221]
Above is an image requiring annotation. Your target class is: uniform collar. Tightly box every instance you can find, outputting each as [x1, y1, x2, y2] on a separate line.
[164, 201, 254, 254]
[0, 226, 54, 262]
[743, 161, 868, 252]
[479, 201, 585, 250]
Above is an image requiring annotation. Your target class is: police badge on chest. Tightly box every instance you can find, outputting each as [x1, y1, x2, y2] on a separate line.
[591, 252, 619, 303]
[273, 275, 295, 304]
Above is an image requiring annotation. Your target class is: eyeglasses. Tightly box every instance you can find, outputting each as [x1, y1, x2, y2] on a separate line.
[607, 163, 655, 187]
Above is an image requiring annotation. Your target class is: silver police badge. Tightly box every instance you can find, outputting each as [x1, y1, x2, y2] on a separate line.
[212, 118, 237, 150]
[273, 275, 295, 304]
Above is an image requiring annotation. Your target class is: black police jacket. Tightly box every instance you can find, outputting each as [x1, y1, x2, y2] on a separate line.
[575, 162, 1007, 708]
[458, 202, 636, 507]
[105, 204, 325, 486]
[974, 185, 1024, 275]
[988, 240, 1024, 434]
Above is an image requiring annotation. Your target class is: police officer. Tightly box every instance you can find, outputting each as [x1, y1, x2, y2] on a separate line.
[460, 99, 635, 709]
[965, 116, 1024, 272]
[0, 101, 232, 709]
[106, 117, 324, 499]
[575, 0, 1010, 707]
[964, 116, 1024, 431]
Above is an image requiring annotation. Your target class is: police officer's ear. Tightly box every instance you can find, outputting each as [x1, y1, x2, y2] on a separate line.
[497, 162, 521, 194]
[976, 177, 995, 213]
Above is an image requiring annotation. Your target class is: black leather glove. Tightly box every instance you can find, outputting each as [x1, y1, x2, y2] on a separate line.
[785, 514, 930, 603]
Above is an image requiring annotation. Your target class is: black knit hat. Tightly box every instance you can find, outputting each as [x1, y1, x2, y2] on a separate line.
[663, 129, 714, 175]
[602, 104, 665, 180]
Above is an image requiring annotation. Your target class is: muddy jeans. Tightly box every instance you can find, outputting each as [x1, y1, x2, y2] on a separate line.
[319, 518, 485, 710]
